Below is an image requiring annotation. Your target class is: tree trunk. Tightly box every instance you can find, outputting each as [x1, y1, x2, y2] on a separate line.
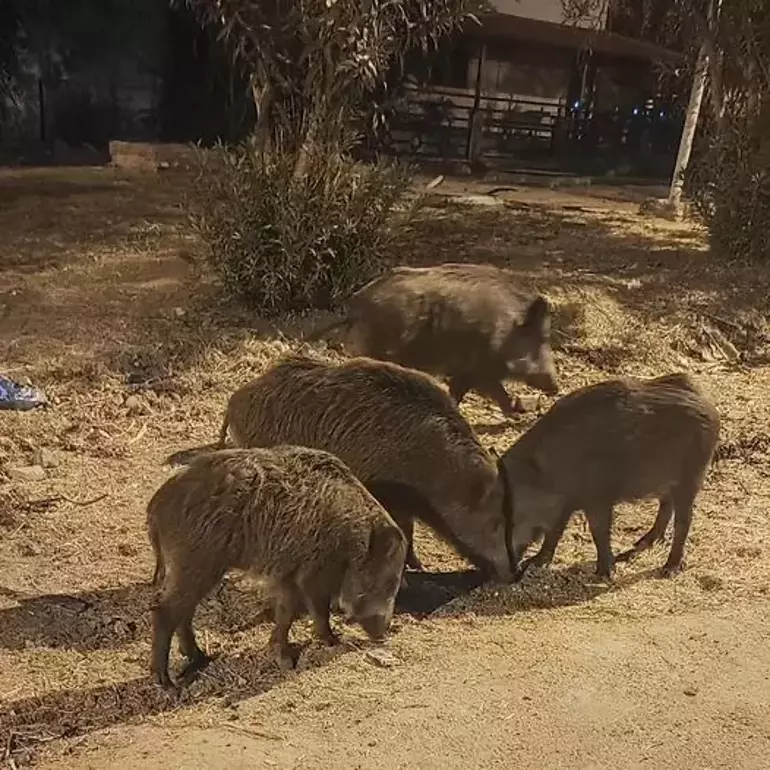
[668, 42, 709, 213]
[251, 78, 272, 156]
[703, 0, 725, 129]
[292, 110, 323, 181]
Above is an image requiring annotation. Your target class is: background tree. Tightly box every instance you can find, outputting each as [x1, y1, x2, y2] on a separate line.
[182, 0, 486, 313]
[564, 0, 770, 261]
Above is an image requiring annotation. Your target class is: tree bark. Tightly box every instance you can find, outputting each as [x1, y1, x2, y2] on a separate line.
[251, 78, 273, 156]
[668, 42, 709, 212]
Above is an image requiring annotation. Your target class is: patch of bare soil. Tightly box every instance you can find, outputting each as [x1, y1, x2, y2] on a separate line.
[1, 167, 769, 768]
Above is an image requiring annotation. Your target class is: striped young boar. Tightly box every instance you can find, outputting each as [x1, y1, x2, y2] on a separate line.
[496, 373, 720, 579]
[217, 354, 511, 580]
[147, 446, 407, 689]
[310, 263, 559, 416]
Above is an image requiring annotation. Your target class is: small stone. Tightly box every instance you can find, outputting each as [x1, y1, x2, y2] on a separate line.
[19, 540, 40, 557]
[516, 395, 542, 413]
[34, 448, 60, 468]
[173, 306, 186, 318]
[8, 464, 46, 482]
[124, 395, 144, 415]
[118, 542, 137, 557]
[683, 687, 698, 697]
[365, 649, 400, 668]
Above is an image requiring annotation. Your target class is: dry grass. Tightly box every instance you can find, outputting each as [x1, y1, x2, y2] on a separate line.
[1, 166, 770, 766]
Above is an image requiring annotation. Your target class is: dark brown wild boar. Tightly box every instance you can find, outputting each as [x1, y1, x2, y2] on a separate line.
[309, 263, 559, 416]
[493, 373, 720, 579]
[147, 445, 406, 689]
[217, 354, 511, 580]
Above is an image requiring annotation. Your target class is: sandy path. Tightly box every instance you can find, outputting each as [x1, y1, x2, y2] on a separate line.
[35, 600, 770, 770]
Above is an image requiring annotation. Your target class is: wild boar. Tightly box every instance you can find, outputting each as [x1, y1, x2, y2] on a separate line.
[217, 354, 511, 580]
[495, 373, 720, 579]
[309, 263, 559, 416]
[147, 445, 407, 689]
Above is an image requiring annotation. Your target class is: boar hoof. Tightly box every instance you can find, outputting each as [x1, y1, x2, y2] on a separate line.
[178, 653, 212, 684]
[274, 648, 297, 672]
[511, 567, 526, 584]
[520, 553, 553, 573]
[659, 562, 683, 579]
[594, 564, 615, 581]
[318, 629, 340, 647]
[613, 548, 636, 564]
[153, 669, 180, 692]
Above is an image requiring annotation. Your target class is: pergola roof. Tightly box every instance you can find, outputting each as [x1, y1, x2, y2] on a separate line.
[465, 12, 684, 64]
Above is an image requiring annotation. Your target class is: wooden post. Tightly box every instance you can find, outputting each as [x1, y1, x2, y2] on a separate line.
[465, 39, 486, 163]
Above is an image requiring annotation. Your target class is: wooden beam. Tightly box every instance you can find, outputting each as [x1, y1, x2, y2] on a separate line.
[465, 41, 486, 163]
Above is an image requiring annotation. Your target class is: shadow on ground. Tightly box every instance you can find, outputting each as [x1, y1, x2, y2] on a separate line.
[0, 569, 489, 655]
[0, 562, 647, 759]
[5, 172, 768, 388]
[0, 645, 306, 765]
[0, 561, 619, 658]
[0, 568, 485, 761]
[67, 203, 770, 383]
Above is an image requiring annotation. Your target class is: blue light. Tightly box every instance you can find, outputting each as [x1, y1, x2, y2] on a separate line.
[573, 101, 580, 109]
[632, 108, 639, 116]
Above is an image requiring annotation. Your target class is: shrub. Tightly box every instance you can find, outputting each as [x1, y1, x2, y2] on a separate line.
[687, 103, 770, 263]
[189, 138, 416, 315]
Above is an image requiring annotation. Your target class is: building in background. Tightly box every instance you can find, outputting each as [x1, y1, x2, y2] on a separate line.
[1, 0, 684, 177]
[374, 0, 685, 177]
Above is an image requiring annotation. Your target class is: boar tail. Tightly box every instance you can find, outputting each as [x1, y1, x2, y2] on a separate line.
[217, 412, 230, 448]
[148, 519, 165, 586]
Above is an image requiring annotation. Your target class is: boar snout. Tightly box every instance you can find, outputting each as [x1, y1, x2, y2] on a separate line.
[357, 612, 392, 640]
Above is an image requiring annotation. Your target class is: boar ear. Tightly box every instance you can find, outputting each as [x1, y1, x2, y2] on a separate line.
[369, 523, 405, 560]
[522, 295, 551, 337]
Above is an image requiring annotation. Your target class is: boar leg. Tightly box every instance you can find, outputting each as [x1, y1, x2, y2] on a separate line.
[585, 505, 615, 579]
[177, 616, 211, 683]
[150, 567, 216, 689]
[520, 506, 573, 572]
[615, 496, 673, 564]
[477, 380, 525, 417]
[661, 487, 697, 577]
[298, 576, 338, 646]
[368, 486, 424, 572]
[269, 582, 302, 670]
[399, 516, 424, 572]
[150, 603, 177, 689]
[448, 375, 472, 406]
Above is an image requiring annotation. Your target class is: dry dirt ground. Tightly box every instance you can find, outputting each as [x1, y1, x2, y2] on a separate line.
[1, 167, 770, 769]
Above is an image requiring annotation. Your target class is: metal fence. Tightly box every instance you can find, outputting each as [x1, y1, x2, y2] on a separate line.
[369, 84, 684, 176]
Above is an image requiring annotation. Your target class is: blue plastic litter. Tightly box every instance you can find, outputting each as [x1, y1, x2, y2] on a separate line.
[0, 375, 48, 411]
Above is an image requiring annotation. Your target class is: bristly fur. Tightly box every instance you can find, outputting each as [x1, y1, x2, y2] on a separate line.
[502, 372, 721, 579]
[149, 445, 404, 588]
[217, 354, 510, 577]
[147, 445, 407, 688]
[308, 262, 559, 415]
